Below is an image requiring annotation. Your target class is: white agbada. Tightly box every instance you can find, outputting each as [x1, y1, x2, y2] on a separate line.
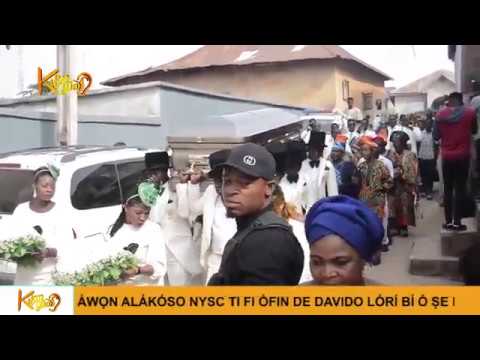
[345, 107, 363, 121]
[358, 127, 377, 138]
[299, 157, 338, 212]
[107, 220, 167, 285]
[8, 202, 74, 285]
[288, 219, 313, 284]
[324, 134, 336, 160]
[278, 174, 308, 215]
[184, 183, 237, 283]
[385, 126, 395, 150]
[345, 130, 360, 154]
[372, 114, 383, 132]
[150, 183, 202, 285]
[301, 127, 312, 144]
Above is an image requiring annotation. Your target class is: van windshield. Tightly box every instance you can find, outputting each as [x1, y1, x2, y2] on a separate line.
[0, 169, 34, 214]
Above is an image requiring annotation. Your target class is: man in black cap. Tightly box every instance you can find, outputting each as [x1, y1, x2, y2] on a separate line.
[144, 151, 170, 185]
[177, 149, 237, 284]
[278, 141, 308, 215]
[144, 151, 203, 285]
[208, 143, 304, 285]
[299, 131, 338, 212]
[266, 141, 288, 180]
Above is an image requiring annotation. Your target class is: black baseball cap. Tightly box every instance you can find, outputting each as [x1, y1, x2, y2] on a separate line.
[222, 143, 276, 181]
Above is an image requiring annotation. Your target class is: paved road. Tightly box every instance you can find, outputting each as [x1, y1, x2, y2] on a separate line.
[365, 193, 462, 285]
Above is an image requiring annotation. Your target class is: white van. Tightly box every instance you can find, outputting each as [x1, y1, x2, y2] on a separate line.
[0, 146, 160, 240]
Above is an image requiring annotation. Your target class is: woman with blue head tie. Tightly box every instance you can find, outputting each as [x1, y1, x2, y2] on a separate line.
[303, 195, 384, 285]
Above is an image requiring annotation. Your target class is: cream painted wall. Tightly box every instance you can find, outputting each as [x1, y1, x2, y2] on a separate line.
[153, 60, 339, 110]
[334, 60, 387, 119]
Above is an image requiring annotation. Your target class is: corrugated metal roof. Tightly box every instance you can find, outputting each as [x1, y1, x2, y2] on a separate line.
[102, 45, 392, 86]
[393, 70, 455, 94]
[167, 107, 304, 139]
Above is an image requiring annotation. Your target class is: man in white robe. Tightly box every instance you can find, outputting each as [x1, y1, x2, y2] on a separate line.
[345, 97, 363, 121]
[345, 118, 360, 155]
[392, 114, 423, 156]
[145, 152, 203, 286]
[176, 149, 237, 284]
[299, 131, 338, 212]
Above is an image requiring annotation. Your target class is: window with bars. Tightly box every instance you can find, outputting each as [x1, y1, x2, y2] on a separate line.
[363, 92, 373, 111]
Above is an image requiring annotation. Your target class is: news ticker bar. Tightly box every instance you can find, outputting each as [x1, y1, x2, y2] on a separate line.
[2, 286, 479, 315]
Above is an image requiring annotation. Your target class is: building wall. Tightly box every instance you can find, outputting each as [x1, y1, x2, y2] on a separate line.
[0, 114, 166, 153]
[0, 86, 301, 153]
[1, 85, 296, 124]
[77, 122, 166, 149]
[425, 78, 456, 107]
[0, 116, 56, 153]
[454, 45, 480, 96]
[454, 45, 463, 92]
[333, 60, 387, 119]
[3, 87, 162, 117]
[395, 94, 427, 114]
[151, 60, 338, 110]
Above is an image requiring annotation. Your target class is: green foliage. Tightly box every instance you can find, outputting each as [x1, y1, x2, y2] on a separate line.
[52, 252, 139, 286]
[0, 235, 46, 267]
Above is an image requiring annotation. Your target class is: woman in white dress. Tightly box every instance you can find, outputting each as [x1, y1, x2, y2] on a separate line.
[272, 185, 312, 284]
[107, 182, 167, 286]
[10, 165, 75, 285]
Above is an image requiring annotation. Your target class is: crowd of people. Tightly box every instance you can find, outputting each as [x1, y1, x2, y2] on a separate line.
[3, 92, 480, 286]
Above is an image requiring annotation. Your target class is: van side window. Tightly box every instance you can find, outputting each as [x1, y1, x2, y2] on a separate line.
[117, 161, 147, 199]
[71, 164, 121, 210]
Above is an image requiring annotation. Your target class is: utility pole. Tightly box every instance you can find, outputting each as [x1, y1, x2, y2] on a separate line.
[56, 45, 78, 146]
[17, 45, 24, 95]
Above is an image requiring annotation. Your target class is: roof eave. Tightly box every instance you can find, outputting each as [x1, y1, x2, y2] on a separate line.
[102, 58, 393, 86]
[392, 91, 426, 96]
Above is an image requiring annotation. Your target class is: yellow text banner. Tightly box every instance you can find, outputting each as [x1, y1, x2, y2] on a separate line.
[73, 286, 480, 315]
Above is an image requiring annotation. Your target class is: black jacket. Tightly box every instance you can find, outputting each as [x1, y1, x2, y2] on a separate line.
[208, 206, 304, 285]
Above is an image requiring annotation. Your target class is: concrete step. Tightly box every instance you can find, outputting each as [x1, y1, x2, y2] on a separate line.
[409, 235, 460, 279]
[441, 217, 479, 257]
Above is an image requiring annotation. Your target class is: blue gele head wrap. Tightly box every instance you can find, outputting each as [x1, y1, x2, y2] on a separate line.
[305, 195, 384, 262]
